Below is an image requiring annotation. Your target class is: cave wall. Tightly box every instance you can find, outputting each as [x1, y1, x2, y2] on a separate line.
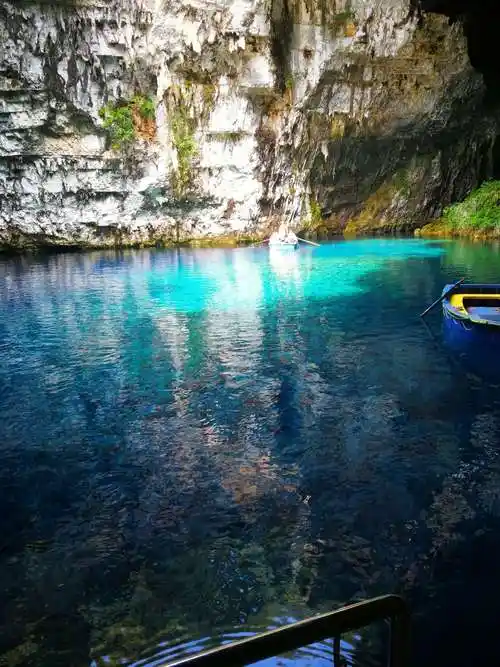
[304, 11, 497, 235]
[0, 0, 274, 249]
[0, 0, 497, 248]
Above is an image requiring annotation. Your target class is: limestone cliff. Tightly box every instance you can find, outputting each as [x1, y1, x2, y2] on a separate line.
[0, 0, 496, 249]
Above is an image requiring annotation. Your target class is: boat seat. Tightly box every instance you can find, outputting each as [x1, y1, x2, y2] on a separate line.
[467, 306, 500, 323]
[450, 293, 500, 314]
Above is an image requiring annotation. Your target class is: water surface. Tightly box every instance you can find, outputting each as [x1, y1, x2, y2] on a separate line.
[2, 239, 500, 667]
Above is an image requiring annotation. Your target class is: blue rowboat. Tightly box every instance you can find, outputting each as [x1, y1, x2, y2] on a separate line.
[441, 283, 500, 381]
[442, 282, 500, 346]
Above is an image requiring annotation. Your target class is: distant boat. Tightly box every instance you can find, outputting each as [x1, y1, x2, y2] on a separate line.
[268, 230, 299, 250]
[442, 282, 500, 345]
[268, 239, 299, 250]
[252, 230, 318, 250]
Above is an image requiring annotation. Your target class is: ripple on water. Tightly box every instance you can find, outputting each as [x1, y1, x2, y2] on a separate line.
[118, 621, 358, 667]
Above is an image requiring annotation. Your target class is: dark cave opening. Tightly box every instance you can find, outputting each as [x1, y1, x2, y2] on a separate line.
[419, 0, 500, 105]
[417, 0, 500, 178]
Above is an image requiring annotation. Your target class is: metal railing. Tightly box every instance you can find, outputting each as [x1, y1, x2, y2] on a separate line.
[165, 594, 410, 667]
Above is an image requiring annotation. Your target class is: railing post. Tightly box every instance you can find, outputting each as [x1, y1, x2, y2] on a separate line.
[333, 635, 341, 666]
[388, 609, 411, 667]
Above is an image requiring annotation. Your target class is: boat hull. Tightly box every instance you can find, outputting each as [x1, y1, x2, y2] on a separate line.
[442, 283, 500, 379]
[442, 283, 500, 339]
[442, 307, 500, 347]
[268, 243, 299, 251]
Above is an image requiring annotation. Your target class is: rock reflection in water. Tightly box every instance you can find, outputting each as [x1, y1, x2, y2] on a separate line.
[3, 240, 500, 667]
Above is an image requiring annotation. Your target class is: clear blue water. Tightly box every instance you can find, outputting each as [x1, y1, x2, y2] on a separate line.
[2, 239, 500, 667]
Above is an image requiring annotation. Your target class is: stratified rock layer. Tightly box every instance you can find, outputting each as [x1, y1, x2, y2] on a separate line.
[0, 0, 495, 249]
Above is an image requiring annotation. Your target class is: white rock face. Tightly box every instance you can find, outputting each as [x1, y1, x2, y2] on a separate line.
[0, 0, 486, 247]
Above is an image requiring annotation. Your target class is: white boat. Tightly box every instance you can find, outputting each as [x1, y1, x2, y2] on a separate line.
[268, 240, 298, 250]
[268, 228, 299, 250]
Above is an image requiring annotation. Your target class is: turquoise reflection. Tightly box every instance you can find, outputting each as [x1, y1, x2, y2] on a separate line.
[137, 240, 446, 315]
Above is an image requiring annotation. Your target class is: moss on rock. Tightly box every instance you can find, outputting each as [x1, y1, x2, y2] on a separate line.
[99, 95, 156, 150]
[419, 181, 500, 239]
[165, 85, 198, 199]
[344, 182, 399, 236]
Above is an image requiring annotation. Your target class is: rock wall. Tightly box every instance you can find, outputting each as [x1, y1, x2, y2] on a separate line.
[0, 0, 496, 249]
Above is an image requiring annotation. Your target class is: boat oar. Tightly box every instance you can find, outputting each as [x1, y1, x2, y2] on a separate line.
[297, 237, 320, 247]
[251, 238, 269, 247]
[419, 277, 465, 318]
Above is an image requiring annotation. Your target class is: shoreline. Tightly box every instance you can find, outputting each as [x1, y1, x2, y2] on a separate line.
[416, 221, 500, 241]
[0, 235, 264, 257]
[416, 181, 500, 241]
[2, 227, 500, 257]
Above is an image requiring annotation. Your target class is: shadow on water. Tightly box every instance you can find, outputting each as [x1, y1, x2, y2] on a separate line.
[2, 240, 500, 666]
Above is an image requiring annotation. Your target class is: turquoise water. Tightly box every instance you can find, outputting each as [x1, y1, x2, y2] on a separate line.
[2, 239, 500, 667]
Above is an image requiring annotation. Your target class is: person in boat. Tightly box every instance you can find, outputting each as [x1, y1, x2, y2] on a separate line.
[269, 223, 298, 245]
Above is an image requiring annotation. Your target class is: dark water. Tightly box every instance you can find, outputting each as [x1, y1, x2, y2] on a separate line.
[2, 239, 500, 667]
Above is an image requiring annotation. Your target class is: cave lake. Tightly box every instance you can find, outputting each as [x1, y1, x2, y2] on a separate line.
[2, 238, 500, 667]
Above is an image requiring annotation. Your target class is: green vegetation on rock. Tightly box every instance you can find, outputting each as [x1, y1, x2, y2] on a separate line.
[202, 83, 217, 113]
[170, 105, 197, 199]
[99, 104, 135, 149]
[392, 167, 412, 198]
[332, 9, 356, 36]
[333, 9, 355, 23]
[301, 197, 323, 230]
[99, 95, 156, 150]
[420, 181, 500, 239]
[309, 198, 322, 225]
[284, 73, 294, 90]
[344, 181, 398, 237]
[133, 95, 156, 120]
[330, 115, 345, 139]
[209, 131, 244, 143]
[443, 181, 500, 232]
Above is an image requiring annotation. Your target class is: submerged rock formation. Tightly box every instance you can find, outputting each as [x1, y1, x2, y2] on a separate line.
[0, 0, 497, 249]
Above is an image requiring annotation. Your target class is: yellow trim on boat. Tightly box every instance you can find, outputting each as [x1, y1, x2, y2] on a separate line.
[449, 293, 500, 313]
